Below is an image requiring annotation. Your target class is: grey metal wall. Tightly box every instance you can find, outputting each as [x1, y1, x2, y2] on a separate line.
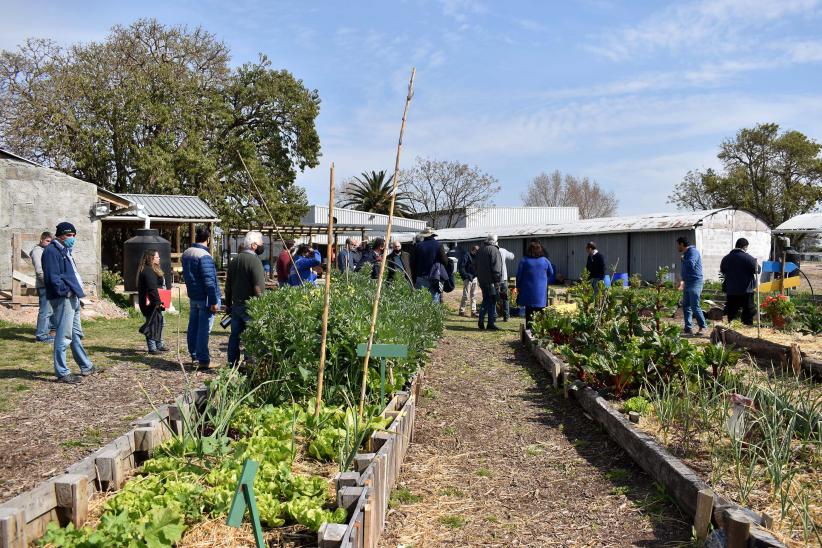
[629, 230, 695, 282]
[565, 234, 629, 279]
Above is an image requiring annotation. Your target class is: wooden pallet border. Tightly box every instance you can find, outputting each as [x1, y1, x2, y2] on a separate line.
[319, 372, 421, 548]
[711, 325, 822, 380]
[520, 332, 786, 548]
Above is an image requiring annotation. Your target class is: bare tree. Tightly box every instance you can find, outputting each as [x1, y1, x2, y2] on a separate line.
[400, 157, 501, 228]
[522, 170, 618, 218]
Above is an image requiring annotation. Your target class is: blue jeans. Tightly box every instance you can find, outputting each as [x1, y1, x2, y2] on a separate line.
[50, 295, 93, 378]
[227, 304, 251, 365]
[187, 300, 215, 366]
[683, 281, 707, 332]
[479, 284, 498, 326]
[35, 287, 55, 341]
[415, 276, 441, 303]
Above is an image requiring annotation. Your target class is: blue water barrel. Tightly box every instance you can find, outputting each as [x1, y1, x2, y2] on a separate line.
[612, 273, 629, 287]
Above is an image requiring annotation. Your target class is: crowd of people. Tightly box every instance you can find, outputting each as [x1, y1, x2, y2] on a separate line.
[28, 219, 768, 383]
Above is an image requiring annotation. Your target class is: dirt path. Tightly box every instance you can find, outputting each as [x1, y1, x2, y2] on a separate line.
[0, 321, 225, 502]
[380, 306, 690, 547]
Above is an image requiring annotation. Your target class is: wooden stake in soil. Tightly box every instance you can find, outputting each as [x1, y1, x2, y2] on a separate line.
[693, 488, 713, 543]
[315, 163, 335, 418]
[358, 67, 416, 418]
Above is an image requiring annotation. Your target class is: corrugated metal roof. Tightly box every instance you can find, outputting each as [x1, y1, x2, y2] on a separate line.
[114, 194, 219, 220]
[394, 209, 734, 243]
[774, 213, 822, 234]
[302, 205, 426, 231]
[463, 206, 579, 227]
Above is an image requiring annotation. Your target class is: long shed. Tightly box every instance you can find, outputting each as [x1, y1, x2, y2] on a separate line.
[398, 209, 771, 283]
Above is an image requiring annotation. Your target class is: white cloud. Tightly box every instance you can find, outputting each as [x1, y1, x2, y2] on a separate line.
[588, 0, 821, 61]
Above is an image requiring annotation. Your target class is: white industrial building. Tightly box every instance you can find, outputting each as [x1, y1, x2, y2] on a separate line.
[426, 206, 578, 229]
[397, 208, 771, 283]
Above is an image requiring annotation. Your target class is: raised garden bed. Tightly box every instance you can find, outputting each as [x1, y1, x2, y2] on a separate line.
[711, 325, 822, 380]
[521, 327, 786, 547]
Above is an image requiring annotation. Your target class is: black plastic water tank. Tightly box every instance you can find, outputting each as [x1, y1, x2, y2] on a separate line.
[123, 229, 172, 292]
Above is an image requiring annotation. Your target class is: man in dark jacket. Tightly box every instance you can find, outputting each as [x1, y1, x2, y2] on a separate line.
[42, 222, 95, 383]
[355, 237, 385, 279]
[585, 241, 606, 291]
[225, 230, 266, 365]
[474, 235, 503, 330]
[387, 240, 412, 286]
[458, 245, 479, 317]
[411, 228, 448, 302]
[182, 226, 221, 369]
[720, 238, 758, 325]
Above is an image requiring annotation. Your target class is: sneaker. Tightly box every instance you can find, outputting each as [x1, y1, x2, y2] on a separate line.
[148, 349, 160, 355]
[36, 337, 55, 343]
[156, 345, 169, 352]
[471, 311, 479, 317]
[196, 362, 211, 371]
[57, 374, 82, 384]
[80, 366, 96, 376]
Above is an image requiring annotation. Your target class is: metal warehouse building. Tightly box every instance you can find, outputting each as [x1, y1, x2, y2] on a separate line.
[398, 208, 771, 283]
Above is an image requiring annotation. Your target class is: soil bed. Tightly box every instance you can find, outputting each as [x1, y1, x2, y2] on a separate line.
[380, 296, 689, 547]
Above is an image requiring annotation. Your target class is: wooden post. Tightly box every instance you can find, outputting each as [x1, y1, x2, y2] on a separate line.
[725, 509, 752, 548]
[790, 343, 802, 376]
[189, 223, 195, 244]
[315, 164, 335, 418]
[693, 488, 713, 543]
[0, 507, 26, 548]
[174, 225, 181, 253]
[358, 68, 416, 418]
[55, 474, 89, 528]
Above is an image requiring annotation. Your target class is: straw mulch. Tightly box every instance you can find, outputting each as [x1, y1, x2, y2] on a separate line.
[379, 300, 690, 547]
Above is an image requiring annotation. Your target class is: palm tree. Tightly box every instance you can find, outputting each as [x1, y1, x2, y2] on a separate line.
[339, 170, 413, 217]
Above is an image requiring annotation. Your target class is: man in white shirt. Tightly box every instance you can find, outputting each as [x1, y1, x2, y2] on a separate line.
[30, 231, 55, 342]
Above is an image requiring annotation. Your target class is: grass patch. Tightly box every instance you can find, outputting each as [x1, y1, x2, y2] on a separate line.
[439, 486, 464, 497]
[421, 387, 437, 399]
[610, 485, 631, 496]
[476, 467, 493, 478]
[389, 487, 422, 508]
[524, 443, 544, 456]
[59, 427, 103, 449]
[438, 515, 466, 529]
[485, 514, 499, 523]
[605, 467, 631, 482]
[13, 383, 30, 392]
[442, 426, 456, 436]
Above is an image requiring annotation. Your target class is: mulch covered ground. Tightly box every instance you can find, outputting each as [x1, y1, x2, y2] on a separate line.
[0, 331, 224, 502]
[380, 303, 690, 547]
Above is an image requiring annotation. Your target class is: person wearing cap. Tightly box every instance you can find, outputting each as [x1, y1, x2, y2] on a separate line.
[474, 234, 503, 330]
[411, 228, 448, 302]
[182, 225, 222, 369]
[30, 231, 56, 342]
[41, 222, 95, 383]
[225, 230, 266, 365]
[720, 238, 758, 325]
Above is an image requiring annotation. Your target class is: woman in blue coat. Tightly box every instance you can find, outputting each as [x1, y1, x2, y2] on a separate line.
[516, 240, 554, 330]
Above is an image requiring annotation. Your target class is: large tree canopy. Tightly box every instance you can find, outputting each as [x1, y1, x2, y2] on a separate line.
[668, 123, 822, 228]
[521, 170, 618, 218]
[0, 19, 320, 228]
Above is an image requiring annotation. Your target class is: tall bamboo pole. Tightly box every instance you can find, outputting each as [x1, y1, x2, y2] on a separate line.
[358, 68, 416, 417]
[315, 164, 335, 418]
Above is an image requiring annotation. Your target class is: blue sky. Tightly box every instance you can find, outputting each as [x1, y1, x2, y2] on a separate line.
[3, 0, 822, 215]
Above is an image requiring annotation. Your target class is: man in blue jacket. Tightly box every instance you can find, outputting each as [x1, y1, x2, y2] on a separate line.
[182, 226, 221, 369]
[42, 222, 95, 383]
[288, 244, 322, 286]
[677, 236, 707, 335]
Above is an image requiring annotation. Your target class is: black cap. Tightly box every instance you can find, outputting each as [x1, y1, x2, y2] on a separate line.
[55, 222, 76, 236]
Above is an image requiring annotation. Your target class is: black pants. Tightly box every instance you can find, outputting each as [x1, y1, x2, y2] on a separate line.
[725, 293, 755, 325]
[525, 306, 544, 331]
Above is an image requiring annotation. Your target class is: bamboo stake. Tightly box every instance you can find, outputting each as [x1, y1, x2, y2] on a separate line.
[358, 67, 416, 418]
[315, 163, 335, 418]
[238, 153, 304, 285]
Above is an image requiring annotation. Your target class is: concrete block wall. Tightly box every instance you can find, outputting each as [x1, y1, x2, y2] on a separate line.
[0, 158, 101, 295]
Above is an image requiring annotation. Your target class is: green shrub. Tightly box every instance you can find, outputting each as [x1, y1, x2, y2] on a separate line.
[101, 267, 130, 309]
[244, 273, 444, 406]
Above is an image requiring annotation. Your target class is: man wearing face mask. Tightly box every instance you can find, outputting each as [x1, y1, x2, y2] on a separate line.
[42, 222, 95, 383]
[225, 230, 266, 366]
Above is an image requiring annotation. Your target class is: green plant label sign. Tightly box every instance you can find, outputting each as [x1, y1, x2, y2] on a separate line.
[227, 459, 265, 548]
